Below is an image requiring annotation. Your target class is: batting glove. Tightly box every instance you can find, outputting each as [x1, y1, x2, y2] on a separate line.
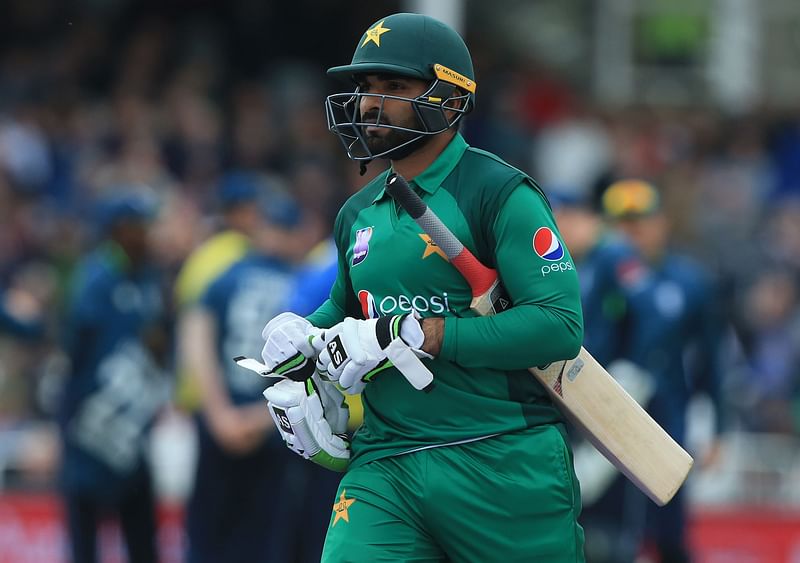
[264, 375, 351, 472]
[260, 312, 324, 381]
[317, 313, 434, 395]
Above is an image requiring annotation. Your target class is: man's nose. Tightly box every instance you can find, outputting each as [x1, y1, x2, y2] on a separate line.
[360, 94, 382, 117]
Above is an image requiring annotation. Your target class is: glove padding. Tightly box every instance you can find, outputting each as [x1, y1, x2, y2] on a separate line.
[261, 312, 323, 381]
[317, 313, 434, 394]
[264, 375, 350, 472]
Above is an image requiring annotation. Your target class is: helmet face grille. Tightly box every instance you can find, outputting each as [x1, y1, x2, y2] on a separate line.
[325, 80, 473, 161]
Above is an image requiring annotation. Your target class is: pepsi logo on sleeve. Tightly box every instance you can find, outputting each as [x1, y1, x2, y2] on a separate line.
[533, 227, 565, 261]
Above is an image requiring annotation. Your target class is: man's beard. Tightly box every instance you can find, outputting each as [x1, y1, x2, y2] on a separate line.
[362, 112, 431, 160]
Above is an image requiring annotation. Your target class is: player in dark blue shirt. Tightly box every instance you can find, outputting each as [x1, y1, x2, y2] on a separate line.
[553, 189, 654, 562]
[602, 179, 724, 563]
[552, 192, 648, 368]
[288, 238, 338, 318]
[183, 243, 301, 563]
[59, 193, 169, 563]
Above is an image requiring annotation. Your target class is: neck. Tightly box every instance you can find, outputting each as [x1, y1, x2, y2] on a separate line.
[390, 130, 455, 181]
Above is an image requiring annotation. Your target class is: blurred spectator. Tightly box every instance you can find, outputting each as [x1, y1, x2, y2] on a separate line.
[174, 172, 266, 310]
[0, 260, 53, 486]
[58, 191, 170, 563]
[226, 82, 281, 170]
[692, 118, 773, 264]
[552, 187, 644, 368]
[769, 115, 800, 199]
[601, 179, 725, 563]
[0, 111, 52, 193]
[251, 157, 335, 265]
[162, 88, 223, 192]
[172, 172, 265, 413]
[0, 282, 45, 341]
[180, 199, 318, 562]
[532, 105, 613, 203]
[552, 186, 651, 563]
[737, 267, 800, 433]
[762, 198, 800, 272]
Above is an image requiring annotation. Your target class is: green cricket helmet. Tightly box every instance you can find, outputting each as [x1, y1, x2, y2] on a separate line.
[325, 13, 476, 162]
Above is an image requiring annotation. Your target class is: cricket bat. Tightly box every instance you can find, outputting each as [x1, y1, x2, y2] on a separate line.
[384, 173, 693, 506]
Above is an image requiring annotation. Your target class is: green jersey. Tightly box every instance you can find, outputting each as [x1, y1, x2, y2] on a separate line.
[308, 133, 583, 469]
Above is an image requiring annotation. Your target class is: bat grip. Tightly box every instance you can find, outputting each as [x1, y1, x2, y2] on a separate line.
[386, 173, 467, 261]
[451, 254, 498, 297]
[385, 173, 427, 219]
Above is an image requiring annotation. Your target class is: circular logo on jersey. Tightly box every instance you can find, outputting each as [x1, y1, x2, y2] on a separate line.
[358, 290, 378, 319]
[533, 227, 565, 261]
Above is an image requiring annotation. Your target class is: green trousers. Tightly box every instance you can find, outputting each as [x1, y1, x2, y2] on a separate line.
[321, 424, 585, 562]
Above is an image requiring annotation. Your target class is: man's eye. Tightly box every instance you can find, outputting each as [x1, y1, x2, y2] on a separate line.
[387, 82, 405, 91]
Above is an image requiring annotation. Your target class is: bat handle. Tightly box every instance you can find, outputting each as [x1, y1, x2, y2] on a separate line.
[385, 172, 510, 310]
[386, 173, 427, 219]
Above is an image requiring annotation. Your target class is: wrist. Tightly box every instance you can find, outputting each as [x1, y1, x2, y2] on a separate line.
[420, 317, 444, 357]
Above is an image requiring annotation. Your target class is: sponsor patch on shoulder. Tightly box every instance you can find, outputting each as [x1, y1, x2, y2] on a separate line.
[533, 227, 565, 261]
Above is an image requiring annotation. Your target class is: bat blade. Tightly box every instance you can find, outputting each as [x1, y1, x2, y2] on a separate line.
[387, 172, 693, 506]
[531, 349, 693, 505]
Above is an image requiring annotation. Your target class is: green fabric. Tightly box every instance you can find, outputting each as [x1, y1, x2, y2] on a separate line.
[307, 132, 583, 468]
[321, 425, 585, 562]
[440, 184, 584, 369]
[371, 132, 469, 201]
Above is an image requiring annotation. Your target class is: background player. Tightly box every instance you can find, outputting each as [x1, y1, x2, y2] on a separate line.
[552, 185, 656, 562]
[181, 188, 336, 562]
[59, 191, 170, 563]
[601, 179, 725, 562]
[551, 186, 647, 368]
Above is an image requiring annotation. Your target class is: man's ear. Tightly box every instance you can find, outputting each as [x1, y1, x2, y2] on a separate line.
[416, 83, 470, 130]
[445, 87, 472, 114]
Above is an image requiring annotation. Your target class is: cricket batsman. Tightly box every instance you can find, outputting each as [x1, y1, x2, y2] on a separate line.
[259, 13, 586, 562]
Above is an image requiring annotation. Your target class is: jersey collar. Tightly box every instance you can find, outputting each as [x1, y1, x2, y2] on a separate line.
[372, 133, 469, 203]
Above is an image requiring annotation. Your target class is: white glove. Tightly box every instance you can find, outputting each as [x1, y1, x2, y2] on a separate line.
[260, 312, 324, 381]
[316, 313, 434, 394]
[263, 375, 350, 472]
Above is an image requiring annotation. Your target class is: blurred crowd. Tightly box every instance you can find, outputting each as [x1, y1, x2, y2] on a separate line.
[0, 6, 358, 431]
[1, 0, 800, 497]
